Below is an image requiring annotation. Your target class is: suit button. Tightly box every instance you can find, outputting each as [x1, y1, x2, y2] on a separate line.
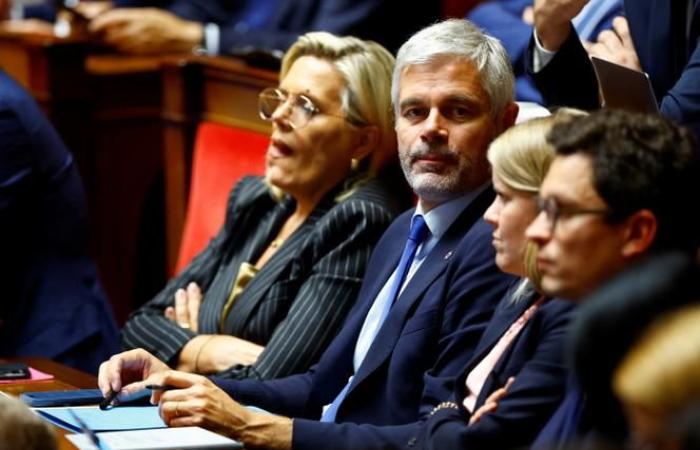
[407, 437, 417, 447]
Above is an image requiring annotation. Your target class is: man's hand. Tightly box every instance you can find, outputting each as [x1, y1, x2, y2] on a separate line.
[165, 282, 202, 332]
[585, 17, 641, 71]
[533, 0, 589, 51]
[97, 349, 169, 401]
[149, 370, 293, 449]
[89, 8, 203, 54]
[468, 377, 515, 425]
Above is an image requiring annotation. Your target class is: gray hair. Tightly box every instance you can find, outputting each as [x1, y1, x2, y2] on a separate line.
[392, 19, 515, 117]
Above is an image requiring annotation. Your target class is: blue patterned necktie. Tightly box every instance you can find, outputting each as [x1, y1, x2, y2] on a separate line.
[320, 215, 429, 422]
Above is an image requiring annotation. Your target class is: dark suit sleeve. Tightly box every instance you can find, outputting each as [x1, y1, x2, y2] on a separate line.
[526, 24, 601, 110]
[215, 0, 395, 53]
[223, 197, 395, 380]
[288, 223, 511, 450]
[659, 43, 700, 137]
[468, 0, 534, 72]
[420, 302, 574, 450]
[121, 178, 256, 364]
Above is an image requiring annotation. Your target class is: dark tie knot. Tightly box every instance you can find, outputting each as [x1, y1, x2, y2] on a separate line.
[408, 215, 430, 244]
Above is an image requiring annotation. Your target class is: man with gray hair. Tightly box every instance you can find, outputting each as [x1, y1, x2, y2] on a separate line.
[96, 19, 518, 450]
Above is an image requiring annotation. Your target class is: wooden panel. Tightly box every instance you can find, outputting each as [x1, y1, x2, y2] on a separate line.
[160, 56, 276, 273]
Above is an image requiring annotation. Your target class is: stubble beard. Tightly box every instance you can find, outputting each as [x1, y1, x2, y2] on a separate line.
[399, 141, 489, 205]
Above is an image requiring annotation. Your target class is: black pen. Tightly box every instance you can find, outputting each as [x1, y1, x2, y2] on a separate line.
[98, 390, 118, 410]
[145, 384, 177, 391]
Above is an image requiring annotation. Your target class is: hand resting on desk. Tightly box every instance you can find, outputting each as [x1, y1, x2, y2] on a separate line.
[98, 348, 169, 402]
[99, 353, 293, 449]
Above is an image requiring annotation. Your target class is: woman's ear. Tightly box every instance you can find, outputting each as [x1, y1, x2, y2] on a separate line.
[352, 125, 380, 162]
[621, 209, 658, 259]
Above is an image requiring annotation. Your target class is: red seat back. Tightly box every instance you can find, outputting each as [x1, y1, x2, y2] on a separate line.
[174, 122, 268, 274]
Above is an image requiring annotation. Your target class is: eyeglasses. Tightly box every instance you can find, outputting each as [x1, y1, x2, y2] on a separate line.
[536, 196, 611, 234]
[258, 88, 351, 129]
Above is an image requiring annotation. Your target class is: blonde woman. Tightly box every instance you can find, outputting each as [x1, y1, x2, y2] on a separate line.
[419, 113, 580, 450]
[119, 31, 410, 381]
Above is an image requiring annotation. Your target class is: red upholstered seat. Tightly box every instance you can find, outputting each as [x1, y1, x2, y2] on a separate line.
[174, 122, 268, 274]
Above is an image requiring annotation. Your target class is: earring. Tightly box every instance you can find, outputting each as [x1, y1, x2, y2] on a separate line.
[351, 158, 359, 171]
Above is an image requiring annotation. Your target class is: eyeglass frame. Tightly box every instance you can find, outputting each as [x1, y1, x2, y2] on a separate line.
[258, 87, 358, 129]
[535, 195, 612, 234]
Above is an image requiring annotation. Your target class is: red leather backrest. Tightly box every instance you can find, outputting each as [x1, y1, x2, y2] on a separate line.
[174, 122, 268, 274]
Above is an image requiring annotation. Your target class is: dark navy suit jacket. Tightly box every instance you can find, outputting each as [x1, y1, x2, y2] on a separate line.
[527, 0, 700, 137]
[166, 0, 439, 54]
[469, 0, 619, 103]
[0, 70, 119, 374]
[212, 188, 514, 450]
[418, 286, 575, 450]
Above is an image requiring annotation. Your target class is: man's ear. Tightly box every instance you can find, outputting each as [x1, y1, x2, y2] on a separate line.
[496, 102, 519, 134]
[352, 125, 380, 162]
[620, 209, 658, 259]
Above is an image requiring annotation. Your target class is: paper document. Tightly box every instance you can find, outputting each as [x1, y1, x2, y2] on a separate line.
[66, 426, 243, 450]
[35, 405, 166, 432]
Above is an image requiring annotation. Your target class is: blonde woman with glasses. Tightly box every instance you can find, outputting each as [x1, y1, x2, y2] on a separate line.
[116, 31, 410, 382]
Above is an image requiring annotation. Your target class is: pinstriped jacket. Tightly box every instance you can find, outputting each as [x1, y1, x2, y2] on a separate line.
[122, 174, 408, 380]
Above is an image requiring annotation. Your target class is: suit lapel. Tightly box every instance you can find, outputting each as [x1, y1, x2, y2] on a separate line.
[347, 188, 495, 392]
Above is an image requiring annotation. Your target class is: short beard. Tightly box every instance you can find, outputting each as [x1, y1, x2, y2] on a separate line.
[399, 141, 489, 204]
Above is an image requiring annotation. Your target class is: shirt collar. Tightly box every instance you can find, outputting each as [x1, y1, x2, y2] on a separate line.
[414, 181, 490, 240]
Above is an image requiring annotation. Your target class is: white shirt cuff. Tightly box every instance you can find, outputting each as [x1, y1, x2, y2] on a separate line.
[204, 23, 220, 55]
[532, 30, 558, 73]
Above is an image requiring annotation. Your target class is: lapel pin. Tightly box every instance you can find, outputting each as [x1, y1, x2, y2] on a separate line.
[444, 251, 453, 260]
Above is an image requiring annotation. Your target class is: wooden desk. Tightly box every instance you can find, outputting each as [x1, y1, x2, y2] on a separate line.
[0, 358, 97, 450]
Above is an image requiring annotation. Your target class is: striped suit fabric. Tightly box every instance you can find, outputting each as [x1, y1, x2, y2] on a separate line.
[122, 174, 408, 380]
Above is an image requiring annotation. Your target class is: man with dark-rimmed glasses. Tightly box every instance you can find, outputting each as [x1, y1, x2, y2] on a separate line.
[524, 108, 700, 448]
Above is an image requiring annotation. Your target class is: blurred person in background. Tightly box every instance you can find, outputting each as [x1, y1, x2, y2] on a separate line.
[5, 0, 440, 55]
[0, 66, 119, 374]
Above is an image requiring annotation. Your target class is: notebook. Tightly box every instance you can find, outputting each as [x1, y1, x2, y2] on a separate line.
[35, 405, 166, 433]
[591, 56, 659, 114]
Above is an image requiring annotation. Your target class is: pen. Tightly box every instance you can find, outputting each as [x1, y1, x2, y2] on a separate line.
[98, 390, 118, 410]
[68, 408, 107, 450]
[144, 384, 177, 391]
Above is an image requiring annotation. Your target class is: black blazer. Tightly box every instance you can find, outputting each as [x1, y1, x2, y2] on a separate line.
[122, 174, 407, 380]
[419, 285, 576, 450]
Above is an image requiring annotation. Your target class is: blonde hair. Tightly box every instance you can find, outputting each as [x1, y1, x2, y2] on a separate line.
[281, 32, 397, 173]
[0, 395, 56, 450]
[614, 304, 700, 414]
[487, 111, 585, 289]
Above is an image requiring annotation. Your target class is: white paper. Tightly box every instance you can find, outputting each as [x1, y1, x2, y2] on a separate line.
[66, 426, 242, 450]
